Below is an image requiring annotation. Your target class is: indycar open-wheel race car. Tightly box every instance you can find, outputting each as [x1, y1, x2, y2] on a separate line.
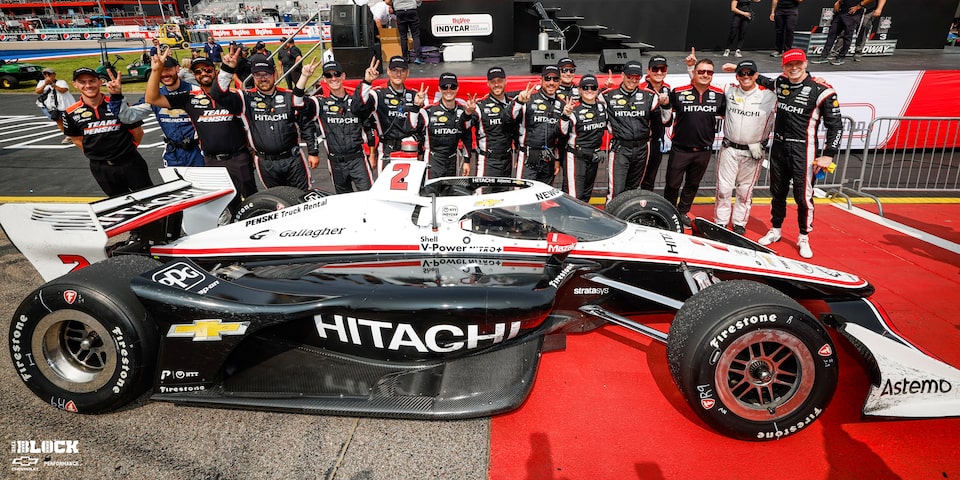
[2, 161, 959, 441]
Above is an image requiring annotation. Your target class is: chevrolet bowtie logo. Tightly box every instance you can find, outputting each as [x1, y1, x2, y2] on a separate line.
[167, 320, 249, 341]
[12, 456, 40, 467]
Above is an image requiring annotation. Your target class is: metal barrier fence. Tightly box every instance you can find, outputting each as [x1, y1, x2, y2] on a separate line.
[845, 116, 960, 215]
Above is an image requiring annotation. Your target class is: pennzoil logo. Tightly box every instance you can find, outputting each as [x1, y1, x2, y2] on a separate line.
[167, 319, 250, 341]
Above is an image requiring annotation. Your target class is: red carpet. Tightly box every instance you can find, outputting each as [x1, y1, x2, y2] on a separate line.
[490, 203, 960, 480]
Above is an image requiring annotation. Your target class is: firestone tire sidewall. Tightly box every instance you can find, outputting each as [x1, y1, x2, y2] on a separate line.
[9, 283, 155, 414]
[680, 305, 838, 441]
[606, 190, 684, 233]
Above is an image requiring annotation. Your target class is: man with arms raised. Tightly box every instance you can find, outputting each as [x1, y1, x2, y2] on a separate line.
[356, 56, 421, 171]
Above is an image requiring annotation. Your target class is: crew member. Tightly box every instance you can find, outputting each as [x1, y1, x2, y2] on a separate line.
[211, 49, 320, 191]
[813, 0, 866, 65]
[601, 60, 665, 203]
[714, 59, 776, 235]
[770, 0, 803, 58]
[639, 55, 672, 191]
[108, 55, 204, 168]
[853, 0, 886, 61]
[724, 0, 761, 58]
[62, 68, 153, 197]
[756, 49, 842, 259]
[560, 74, 607, 202]
[474, 66, 518, 178]
[410, 72, 477, 179]
[511, 66, 571, 184]
[144, 52, 258, 216]
[276, 37, 303, 90]
[356, 56, 421, 170]
[302, 59, 377, 193]
[204, 36, 224, 66]
[663, 54, 726, 229]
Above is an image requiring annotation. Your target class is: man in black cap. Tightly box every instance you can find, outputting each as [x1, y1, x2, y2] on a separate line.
[254, 41, 270, 57]
[474, 66, 518, 178]
[601, 59, 667, 203]
[276, 37, 303, 90]
[409, 72, 477, 178]
[107, 54, 204, 168]
[640, 54, 672, 191]
[510, 65, 573, 184]
[210, 48, 320, 191]
[299, 58, 377, 193]
[556, 57, 579, 102]
[713, 59, 776, 236]
[62, 67, 153, 197]
[356, 55, 422, 170]
[663, 51, 726, 228]
[560, 74, 607, 202]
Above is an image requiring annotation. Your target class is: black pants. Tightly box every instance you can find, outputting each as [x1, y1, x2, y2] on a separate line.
[427, 152, 458, 179]
[205, 150, 258, 215]
[726, 14, 751, 50]
[89, 154, 154, 198]
[396, 9, 422, 61]
[769, 139, 815, 235]
[663, 148, 712, 215]
[328, 152, 373, 194]
[641, 136, 665, 191]
[518, 149, 557, 185]
[282, 67, 302, 90]
[563, 150, 601, 202]
[822, 10, 862, 60]
[774, 7, 799, 53]
[256, 150, 310, 191]
[477, 152, 514, 178]
[608, 141, 650, 203]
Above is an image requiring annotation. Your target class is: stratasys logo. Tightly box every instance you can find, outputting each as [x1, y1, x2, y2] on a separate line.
[573, 287, 610, 295]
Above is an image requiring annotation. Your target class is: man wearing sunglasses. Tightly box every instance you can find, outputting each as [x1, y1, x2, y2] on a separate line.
[713, 59, 776, 236]
[143, 52, 258, 216]
[511, 65, 571, 184]
[473, 67, 519, 178]
[601, 60, 667, 203]
[663, 53, 726, 229]
[409, 72, 477, 179]
[559, 74, 606, 202]
[299, 59, 376, 194]
[211, 49, 320, 191]
[108, 54, 204, 168]
[555, 57, 579, 192]
[356, 56, 422, 171]
[639, 55, 672, 191]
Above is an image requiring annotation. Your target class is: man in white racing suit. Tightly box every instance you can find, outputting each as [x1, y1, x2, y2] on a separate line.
[713, 59, 776, 235]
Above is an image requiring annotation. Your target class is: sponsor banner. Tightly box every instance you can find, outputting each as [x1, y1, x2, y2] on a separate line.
[430, 14, 493, 37]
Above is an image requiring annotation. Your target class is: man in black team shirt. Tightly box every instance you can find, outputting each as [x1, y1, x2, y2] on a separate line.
[145, 51, 258, 215]
[474, 66, 518, 178]
[299, 58, 377, 194]
[560, 74, 607, 202]
[511, 65, 573, 185]
[211, 49, 319, 191]
[63, 67, 153, 197]
[663, 55, 726, 229]
[356, 56, 421, 171]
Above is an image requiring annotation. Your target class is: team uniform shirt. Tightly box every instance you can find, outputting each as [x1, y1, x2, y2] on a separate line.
[165, 85, 250, 156]
[560, 100, 608, 201]
[312, 92, 375, 156]
[356, 82, 422, 167]
[109, 82, 204, 167]
[640, 78, 671, 141]
[601, 86, 660, 142]
[474, 95, 516, 157]
[63, 96, 144, 163]
[409, 101, 474, 178]
[760, 74, 843, 156]
[722, 82, 777, 145]
[511, 90, 565, 150]
[666, 84, 727, 149]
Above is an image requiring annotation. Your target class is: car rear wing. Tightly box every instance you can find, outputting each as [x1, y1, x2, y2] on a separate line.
[0, 167, 234, 281]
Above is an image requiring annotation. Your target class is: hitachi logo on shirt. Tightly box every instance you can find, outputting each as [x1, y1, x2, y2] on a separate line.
[254, 112, 288, 122]
[683, 105, 718, 113]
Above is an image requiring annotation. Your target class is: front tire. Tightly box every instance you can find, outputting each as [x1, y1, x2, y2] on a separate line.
[605, 190, 683, 233]
[1, 75, 18, 89]
[9, 256, 161, 413]
[666, 280, 838, 440]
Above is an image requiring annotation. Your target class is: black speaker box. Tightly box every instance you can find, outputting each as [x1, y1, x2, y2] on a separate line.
[330, 4, 358, 26]
[529, 49, 568, 74]
[598, 49, 643, 73]
[334, 45, 382, 79]
[330, 5, 376, 48]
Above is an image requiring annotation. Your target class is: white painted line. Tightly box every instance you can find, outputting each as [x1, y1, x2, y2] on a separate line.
[832, 203, 960, 255]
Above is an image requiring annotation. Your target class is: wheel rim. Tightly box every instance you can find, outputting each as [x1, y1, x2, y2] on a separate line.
[623, 211, 669, 230]
[713, 328, 815, 421]
[31, 309, 117, 393]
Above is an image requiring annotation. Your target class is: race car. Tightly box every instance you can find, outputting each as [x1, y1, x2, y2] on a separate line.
[2, 160, 958, 441]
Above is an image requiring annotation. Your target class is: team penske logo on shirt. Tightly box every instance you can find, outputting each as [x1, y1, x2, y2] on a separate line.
[196, 109, 234, 122]
[83, 119, 122, 135]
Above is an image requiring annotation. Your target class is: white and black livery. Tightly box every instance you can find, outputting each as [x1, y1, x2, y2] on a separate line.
[2, 160, 958, 441]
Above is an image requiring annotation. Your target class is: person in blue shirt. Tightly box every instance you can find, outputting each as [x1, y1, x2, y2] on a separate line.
[107, 56, 204, 167]
[203, 36, 224, 66]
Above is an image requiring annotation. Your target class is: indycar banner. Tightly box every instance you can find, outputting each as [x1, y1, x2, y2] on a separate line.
[342, 69, 960, 149]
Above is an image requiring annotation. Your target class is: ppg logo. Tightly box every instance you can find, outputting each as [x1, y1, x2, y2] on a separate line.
[152, 262, 204, 290]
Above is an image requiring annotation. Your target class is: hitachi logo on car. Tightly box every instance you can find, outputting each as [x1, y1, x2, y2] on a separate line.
[314, 314, 520, 353]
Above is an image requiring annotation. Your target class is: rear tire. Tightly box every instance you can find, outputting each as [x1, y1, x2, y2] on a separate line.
[606, 189, 683, 233]
[233, 186, 307, 222]
[1, 75, 18, 89]
[667, 280, 838, 440]
[9, 256, 162, 413]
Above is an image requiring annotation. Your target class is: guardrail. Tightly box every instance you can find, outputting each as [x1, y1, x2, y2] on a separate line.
[845, 116, 960, 215]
